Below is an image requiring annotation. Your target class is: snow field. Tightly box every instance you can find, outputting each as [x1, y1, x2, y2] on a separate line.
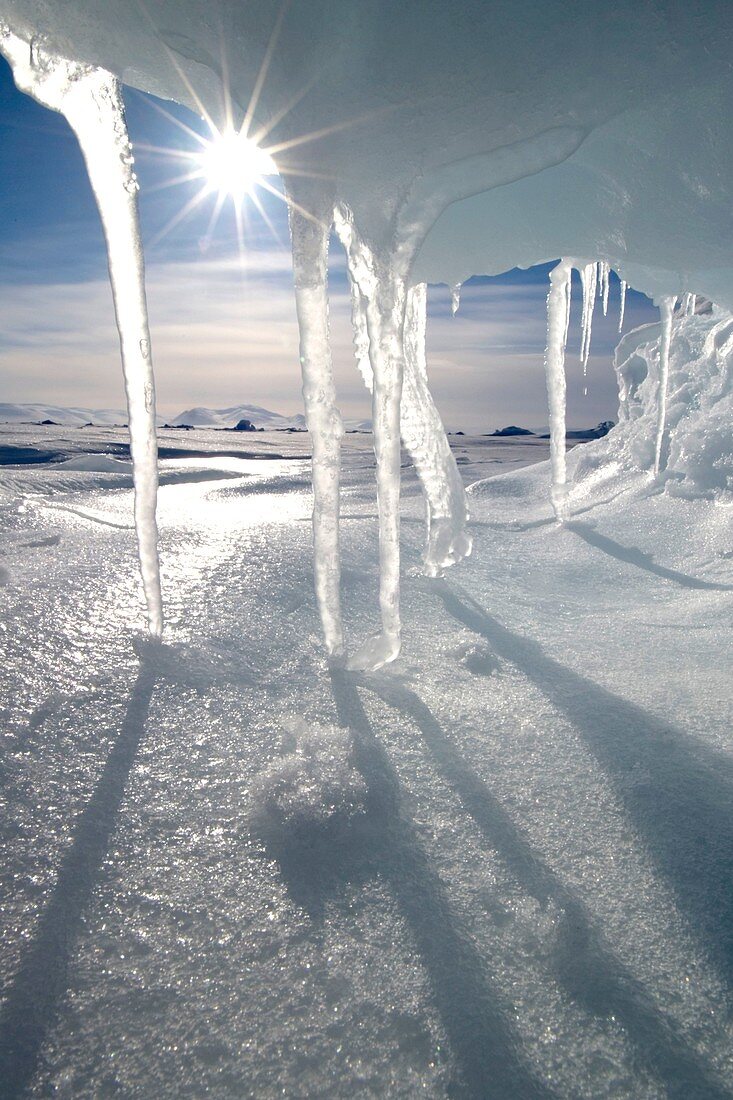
[1, 434, 731, 1097]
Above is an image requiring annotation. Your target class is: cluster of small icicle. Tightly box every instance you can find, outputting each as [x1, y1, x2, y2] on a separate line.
[544, 258, 696, 520]
[0, 28, 697, 668]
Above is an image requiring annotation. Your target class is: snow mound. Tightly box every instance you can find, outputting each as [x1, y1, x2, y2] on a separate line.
[0, 403, 142, 427]
[58, 454, 132, 473]
[571, 306, 733, 500]
[172, 405, 305, 431]
[253, 719, 367, 826]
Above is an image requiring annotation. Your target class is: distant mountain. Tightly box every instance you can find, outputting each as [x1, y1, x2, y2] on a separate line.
[1, 401, 374, 433]
[490, 425, 534, 437]
[172, 405, 372, 432]
[538, 420, 615, 441]
[171, 404, 304, 430]
[0, 402, 152, 427]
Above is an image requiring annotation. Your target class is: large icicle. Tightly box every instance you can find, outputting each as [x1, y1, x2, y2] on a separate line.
[545, 260, 573, 520]
[345, 258, 471, 579]
[1, 29, 163, 635]
[450, 283, 462, 315]
[334, 206, 405, 670]
[598, 260, 610, 316]
[619, 279, 627, 331]
[401, 284, 472, 575]
[289, 198, 344, 657]
[579, 261, 598, 390]
[653, 296, 676, 477]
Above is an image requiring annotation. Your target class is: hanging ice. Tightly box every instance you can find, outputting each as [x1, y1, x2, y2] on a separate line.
[340, 223, 471, 581]
[0, 27, 163, 636]
[450, 283, 462, 315]
[545, 259, 573, 520]
[653, 296, 676, 477]
[329, 201, 469, 667]
[332, 205, 405, 670]
[289, 196, 344, 657]
[619, 279, 627, 331]
[598, 260, 610, 316]
[682, 291, 697, 317]
[401, 283, 472, 576]
[579, 261, 598, 372]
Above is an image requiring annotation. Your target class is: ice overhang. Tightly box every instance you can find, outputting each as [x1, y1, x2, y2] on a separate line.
[2, 0, 732, 303]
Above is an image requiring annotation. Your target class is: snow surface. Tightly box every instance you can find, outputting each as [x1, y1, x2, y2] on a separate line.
[1, 427, 732, 1097]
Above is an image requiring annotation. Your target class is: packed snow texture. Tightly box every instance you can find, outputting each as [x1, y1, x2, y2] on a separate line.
[252, 719, 367, 827]
[1, 425, 732, 1098]
[596, 304, 733, 498]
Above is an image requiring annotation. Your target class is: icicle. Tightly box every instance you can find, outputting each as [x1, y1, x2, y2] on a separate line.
[450, 283, 462, 315]
[545, 260, 572, 520]
[401, 284, 471, 575]
[290, 200, 344, 657]
[653, 296, 676, 478]
[682, 291, 696, 317]
[579, 261, 597, 373]
[334, 206, 404, 670]
[619, 279, 627, 332]
[598, 261, 610, 316]
[341, 218, 470, 584]
[1, 29, 163, 635]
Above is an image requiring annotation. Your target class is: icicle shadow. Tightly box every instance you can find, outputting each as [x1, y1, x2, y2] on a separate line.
[358, 671, 731, 1100]
[324, 668, 554, 1098]
[0, 29, 163, 636]
[432, 579, 733, 1001]
[0, 665, 156, 1098]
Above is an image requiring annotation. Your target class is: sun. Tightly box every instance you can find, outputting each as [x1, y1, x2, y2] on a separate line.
[196, 127, 277, 202]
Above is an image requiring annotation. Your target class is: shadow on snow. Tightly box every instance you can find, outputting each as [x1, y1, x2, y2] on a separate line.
[0, 666, 156, 1100]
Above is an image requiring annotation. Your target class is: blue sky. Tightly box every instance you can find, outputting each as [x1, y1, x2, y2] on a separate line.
[0, 56, 658, 431]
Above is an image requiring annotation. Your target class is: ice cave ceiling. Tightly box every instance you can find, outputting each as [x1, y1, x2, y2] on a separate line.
[2, 0, 733, 305]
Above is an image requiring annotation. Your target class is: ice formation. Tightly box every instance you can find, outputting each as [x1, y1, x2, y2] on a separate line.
[334, 204, 470, 668]
[450, 284, 462, 315]
[653, 296, 676, 478]
[570, 303, 733, 498]
[619, 279, 627, 332]
[0, 28, 163, 637]
[598, 260, 610, 317]
[545, 260, 573, 520]
[290, 198, 344, 658]
[1, 0, 732, 662]
[579, 261, 597, 373]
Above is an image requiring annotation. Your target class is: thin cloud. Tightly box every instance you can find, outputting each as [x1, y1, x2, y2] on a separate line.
[0, 250, 655, 431]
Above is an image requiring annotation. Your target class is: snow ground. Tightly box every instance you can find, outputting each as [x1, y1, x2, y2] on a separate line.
[1, 425, 732, 1098]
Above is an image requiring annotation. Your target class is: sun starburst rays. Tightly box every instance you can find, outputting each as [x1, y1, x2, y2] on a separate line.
[133, 0, 402, 255]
